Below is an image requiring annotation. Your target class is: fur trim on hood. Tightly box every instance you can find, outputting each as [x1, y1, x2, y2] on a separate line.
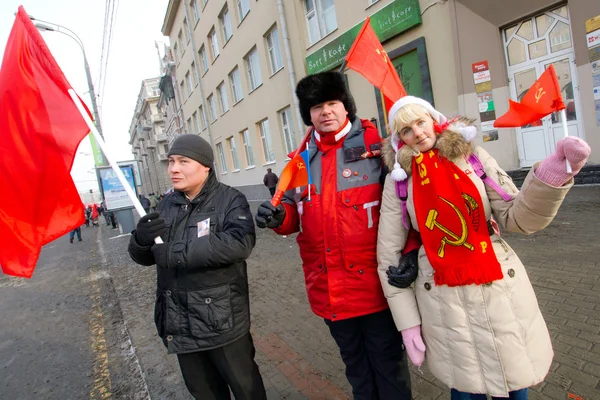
[383, 116, 476, 176]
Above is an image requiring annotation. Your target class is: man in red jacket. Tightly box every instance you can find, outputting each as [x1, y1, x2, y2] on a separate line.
[256, 72, 412, 399]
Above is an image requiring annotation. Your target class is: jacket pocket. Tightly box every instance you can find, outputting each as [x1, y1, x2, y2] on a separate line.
[187, 284, 234, 339]
[338, 184, 382, 253]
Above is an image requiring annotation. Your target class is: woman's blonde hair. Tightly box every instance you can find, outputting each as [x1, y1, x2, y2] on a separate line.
[389, 103, 431, 135]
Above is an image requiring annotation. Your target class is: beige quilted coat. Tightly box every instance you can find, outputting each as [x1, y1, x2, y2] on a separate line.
[377, 126, 572, 397]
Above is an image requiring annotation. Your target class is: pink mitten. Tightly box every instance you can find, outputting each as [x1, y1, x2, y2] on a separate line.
[536, 137, 590, 187]
[401, 325, 426, 367]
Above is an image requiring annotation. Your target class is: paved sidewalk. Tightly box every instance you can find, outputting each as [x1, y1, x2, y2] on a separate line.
[103, 185, 600, 400]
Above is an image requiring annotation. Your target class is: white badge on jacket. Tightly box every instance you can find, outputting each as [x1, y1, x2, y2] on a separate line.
[197, 218, 210, 238]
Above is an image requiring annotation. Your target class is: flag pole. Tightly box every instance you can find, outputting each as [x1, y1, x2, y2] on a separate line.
[306, 142, 311, 201]
[559, 109, 572, 173]
[67, 89, 164, 244]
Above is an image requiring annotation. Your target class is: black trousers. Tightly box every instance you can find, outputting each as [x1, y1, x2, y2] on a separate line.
[268, 187, 276, 197]
[176, 332, 266, 400]
[325, 308, 412, 400]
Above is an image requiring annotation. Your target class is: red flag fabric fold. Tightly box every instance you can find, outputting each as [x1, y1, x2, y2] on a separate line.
[0, 6, 91, 278]
[494, 64, 565, 128]
[345, 17, 407, 109]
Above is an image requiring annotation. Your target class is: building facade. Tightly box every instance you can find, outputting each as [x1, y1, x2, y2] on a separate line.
[160, 0, 599, 200]
[128, 77, 171, 196]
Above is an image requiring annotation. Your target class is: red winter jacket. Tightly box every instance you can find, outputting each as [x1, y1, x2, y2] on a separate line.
[274, 117, 389, 321]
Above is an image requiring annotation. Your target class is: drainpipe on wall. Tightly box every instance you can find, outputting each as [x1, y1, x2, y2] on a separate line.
[182, 1, 218, 178]
[277, 0, 306, 142]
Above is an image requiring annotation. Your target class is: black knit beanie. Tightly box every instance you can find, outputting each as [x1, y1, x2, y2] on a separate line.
[168, 134, 214, 167]
[295, 71, 357, 126]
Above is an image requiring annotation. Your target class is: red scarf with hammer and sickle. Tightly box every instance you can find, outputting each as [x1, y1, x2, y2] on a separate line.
[412, 149, 502, 287]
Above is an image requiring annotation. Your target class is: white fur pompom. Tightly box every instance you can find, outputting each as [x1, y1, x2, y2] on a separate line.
[391, 162, 407, 181]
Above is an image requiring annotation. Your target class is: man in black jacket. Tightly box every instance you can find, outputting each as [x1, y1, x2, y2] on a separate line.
[128, 134, 266, 400]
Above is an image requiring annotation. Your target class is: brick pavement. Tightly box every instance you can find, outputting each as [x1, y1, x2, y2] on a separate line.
[246, 185, 600, 400]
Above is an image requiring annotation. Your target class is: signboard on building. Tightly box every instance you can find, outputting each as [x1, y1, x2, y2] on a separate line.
[586, 15, 600, 126]
[305, 0, 422, 75]
[97, 165, 137, 211]
[471, 60, 498, 141]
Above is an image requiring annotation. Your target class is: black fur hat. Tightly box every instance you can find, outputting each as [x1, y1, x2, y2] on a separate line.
[295, 71, 357, 126]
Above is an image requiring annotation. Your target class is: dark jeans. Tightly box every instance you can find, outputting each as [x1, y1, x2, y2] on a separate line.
[268, 187, 276, 197]
[451, 388, 528, 400]
[176, 332, 266, 400]
[69, 227, 81, 241]
[325, 308, 412, 400]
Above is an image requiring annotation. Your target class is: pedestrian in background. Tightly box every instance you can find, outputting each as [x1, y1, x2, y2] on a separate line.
[256, 71, 412, 399]
[128, 134, 266, 400]
[149, 193, 158, 212]
[262, 168, 278, 197]
[69, 226, 81, 243]
[139, 194, 151, 213]
[378, 96, 590, 399]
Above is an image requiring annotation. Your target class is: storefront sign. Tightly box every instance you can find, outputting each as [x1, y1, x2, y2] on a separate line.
[305, 0, 422, 74]
[472, 60, 497, 139]
[586, 15, 600, 34]
[587, 29, 600, 48]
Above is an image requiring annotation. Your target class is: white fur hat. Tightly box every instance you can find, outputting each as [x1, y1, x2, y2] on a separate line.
[387, 96, 476, 181]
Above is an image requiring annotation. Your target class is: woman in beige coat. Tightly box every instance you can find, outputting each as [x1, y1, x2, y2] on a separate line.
[377, 96, 590, 399]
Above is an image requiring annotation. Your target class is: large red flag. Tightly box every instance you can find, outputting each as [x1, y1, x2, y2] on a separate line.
[494, 64, 565, 128]
[0, 6, 91, 278]
[345, 17, 406, 110]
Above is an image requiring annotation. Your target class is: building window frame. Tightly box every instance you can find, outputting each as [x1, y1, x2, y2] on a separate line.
[245, 47, 263, 92]
[241, 129, 255, 167]
[209, 28, 220, 62]
[217, 81, 229, 114]
[208, 94, 217, 122]
[227, 136, 240, 171]
[191, 0, 200, 23]
[220, 6, 233, 44]
[216, 142, 228, 173]
[279, 107, 297, 155]
[229, 66, 243, 104]
[199, 105, 208, 130]
[304, 0, 337, 46]
[236, 0, 250, 23]
[185, 71, 194, 96]
[258, 119, 275, 163]
[199, 45, 209, 73]
[266, 26, 284, 75]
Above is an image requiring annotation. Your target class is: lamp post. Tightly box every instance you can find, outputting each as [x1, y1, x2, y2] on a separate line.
[32, 17, 107, 165]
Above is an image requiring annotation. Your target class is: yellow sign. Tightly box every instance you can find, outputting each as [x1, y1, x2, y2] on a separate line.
[475, 81, 492, 93]
[586, 15, 600, 34]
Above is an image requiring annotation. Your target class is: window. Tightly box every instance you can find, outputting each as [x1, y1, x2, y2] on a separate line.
[236, 0, 250, 22]
[305, 0, 337, 45]
[208, 94, 217, 121]
[241, 129, 255, 167]
[177, 30, 184, 53]
[191, 0, 200, 23]
[368, 0, 379, 5]
[192, 111, 200, 134]
[209, 28, 220, 61]
[259, 119, 275, 163]
[220, 6, 233, 43]
[203, 0, 208, 5]
[199, 105, 208, 130]
[216, 143, 228, 173]
[217, 82, 229, 114]
[173, 43, 179, 64]
[183, 19, 191, 43]
[227, 137, 240, 170]
[266, 27, 283, 74]
[187, 118, 193, 135]
[191, 62, 199, 86]
[180, 80, 187, 99]
[245, 47, 262, 91]
[199, 45, 209, 73]
[185, 71, 194, 95]
[279, 107, 297, 154]
[229, 67, 243, 103]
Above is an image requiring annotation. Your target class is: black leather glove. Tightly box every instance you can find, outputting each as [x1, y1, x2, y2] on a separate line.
[151, 243, 169, 268]
[135, 212, 167, 246]
[255, 201, 286, 229]
[387, 249, 419, 289]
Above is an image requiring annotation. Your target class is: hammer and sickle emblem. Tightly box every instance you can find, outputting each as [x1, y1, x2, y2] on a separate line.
[297, 162, 305, 170]
[534, 86, 546, 103]
[425, 196, 474, 258]
[376, 48, 388, 64]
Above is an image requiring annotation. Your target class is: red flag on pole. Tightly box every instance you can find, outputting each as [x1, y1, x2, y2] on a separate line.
[345, 17, 406, 109]
[494, 64, 565, 128]
[0, 6, 91, 278]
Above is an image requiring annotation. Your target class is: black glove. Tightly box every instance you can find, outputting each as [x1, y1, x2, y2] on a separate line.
[387, 249, 419, 289]
[151, 243, 169, 268]
[135, 212, 167, 246]
[255, 201, 286, 229]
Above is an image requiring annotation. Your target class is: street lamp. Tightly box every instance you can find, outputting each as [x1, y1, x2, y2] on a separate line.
[30, 17, 104, 143]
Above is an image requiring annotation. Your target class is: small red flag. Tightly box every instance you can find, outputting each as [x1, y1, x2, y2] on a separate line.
[494, 64, 565, 128]
[0, 6, 91, 278]
[345, 17, 407, 109]
[270, 149, 312, 207]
